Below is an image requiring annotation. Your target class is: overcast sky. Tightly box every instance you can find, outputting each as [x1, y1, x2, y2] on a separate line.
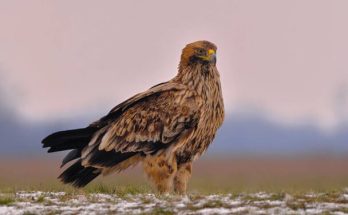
[0, 0, 347, 128]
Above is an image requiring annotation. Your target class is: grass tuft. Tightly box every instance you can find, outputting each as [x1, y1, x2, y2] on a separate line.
[35, 195, 45, 203]
[202, 200, 225, 208]
[0, 196, 15, 205]
[22, 212, 37, 215]
[149, 208, 174, 215]
[285, 200, 306, 210]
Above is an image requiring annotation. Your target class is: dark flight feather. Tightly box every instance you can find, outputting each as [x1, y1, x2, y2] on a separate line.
[61, 149, 81, 167]
[58, 159, 101, 187]
[86, 149, 137, 167]
[42, 127, 97, 152]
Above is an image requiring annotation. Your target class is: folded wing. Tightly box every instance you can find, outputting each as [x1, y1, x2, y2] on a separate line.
[81, 86, 201, 169]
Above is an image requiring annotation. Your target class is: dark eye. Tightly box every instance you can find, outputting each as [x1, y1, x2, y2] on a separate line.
[196, 49, 206, 55]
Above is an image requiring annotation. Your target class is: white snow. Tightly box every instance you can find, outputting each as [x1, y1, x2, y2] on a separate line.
[196, 208, 232, 214]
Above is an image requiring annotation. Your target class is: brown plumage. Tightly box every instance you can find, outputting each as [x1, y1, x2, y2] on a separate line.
[42, 40, 224, 194]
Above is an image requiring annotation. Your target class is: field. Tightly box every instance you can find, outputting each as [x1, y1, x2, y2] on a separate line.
[1, 156, 348, 214]
[1, 190, 348, 214]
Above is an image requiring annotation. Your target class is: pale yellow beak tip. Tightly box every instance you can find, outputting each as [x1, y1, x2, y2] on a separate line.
[208, 49, 215, 55]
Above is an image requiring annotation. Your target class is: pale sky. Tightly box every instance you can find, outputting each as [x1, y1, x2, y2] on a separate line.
[0, 0, 347, 128]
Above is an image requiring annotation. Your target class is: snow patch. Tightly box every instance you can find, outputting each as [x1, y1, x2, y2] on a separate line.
[1, 191, 348, 214]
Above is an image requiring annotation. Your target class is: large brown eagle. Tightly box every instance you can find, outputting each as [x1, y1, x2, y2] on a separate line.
[42, 40, 224, 194]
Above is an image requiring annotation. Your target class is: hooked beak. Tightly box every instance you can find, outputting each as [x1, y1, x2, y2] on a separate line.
[208, 49, 216, 64]
[200, 49, 217, 63]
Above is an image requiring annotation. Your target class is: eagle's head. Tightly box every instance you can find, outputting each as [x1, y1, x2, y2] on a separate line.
[179, 40, 217, 71]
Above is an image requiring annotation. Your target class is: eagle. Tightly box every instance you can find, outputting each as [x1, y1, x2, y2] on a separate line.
[42, 40, 224, 194]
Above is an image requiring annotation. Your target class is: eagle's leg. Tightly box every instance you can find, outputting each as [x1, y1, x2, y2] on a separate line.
[174, 162, 192, 194]
[143, 155, 177, 194]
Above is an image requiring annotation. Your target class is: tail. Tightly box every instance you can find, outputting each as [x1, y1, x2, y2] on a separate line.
[42, 127, 101, 187]
[42, 127, 137, 188]
[58, 159, 101, 187]
[42, 127, 98, 153]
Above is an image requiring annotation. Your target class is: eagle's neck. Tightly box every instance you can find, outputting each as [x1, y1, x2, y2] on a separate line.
[175, 64, 221, 98]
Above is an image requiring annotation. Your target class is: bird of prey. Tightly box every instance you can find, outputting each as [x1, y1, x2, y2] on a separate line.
[42, 40, 224, 194]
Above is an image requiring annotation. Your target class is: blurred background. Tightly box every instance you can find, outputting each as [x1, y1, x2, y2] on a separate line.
[0, 0, 347, 191]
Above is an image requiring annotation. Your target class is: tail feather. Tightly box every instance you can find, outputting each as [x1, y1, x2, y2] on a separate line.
[61, 149, 81, 168]
[43, 126, 139, 188]
[59, 160, 101, 188]
[42, 127, 97, 152]
[43, 127, 102, 187]
[47, 140, 85, 153]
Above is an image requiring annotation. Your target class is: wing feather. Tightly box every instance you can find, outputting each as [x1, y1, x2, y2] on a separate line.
[81, 82, 201, 168]
[99, 90, 199, 153]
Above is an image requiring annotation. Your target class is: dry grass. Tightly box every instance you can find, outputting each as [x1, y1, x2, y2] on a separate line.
[0, 196, 15, 206]
[0, 155, 348, 195]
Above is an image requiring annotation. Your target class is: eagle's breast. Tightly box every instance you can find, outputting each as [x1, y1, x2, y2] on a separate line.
[175, 64, 224, 162]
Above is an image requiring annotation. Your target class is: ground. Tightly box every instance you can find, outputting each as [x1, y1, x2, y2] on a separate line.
[1, 189, 348, 214]
[1, 156, 348, 214]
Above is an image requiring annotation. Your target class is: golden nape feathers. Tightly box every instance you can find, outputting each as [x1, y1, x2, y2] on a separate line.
[42, 40, 224, 194]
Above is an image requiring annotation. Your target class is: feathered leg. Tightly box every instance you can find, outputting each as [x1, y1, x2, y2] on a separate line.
[174, 162, 192, 194]
[143, 155, 177, 193]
